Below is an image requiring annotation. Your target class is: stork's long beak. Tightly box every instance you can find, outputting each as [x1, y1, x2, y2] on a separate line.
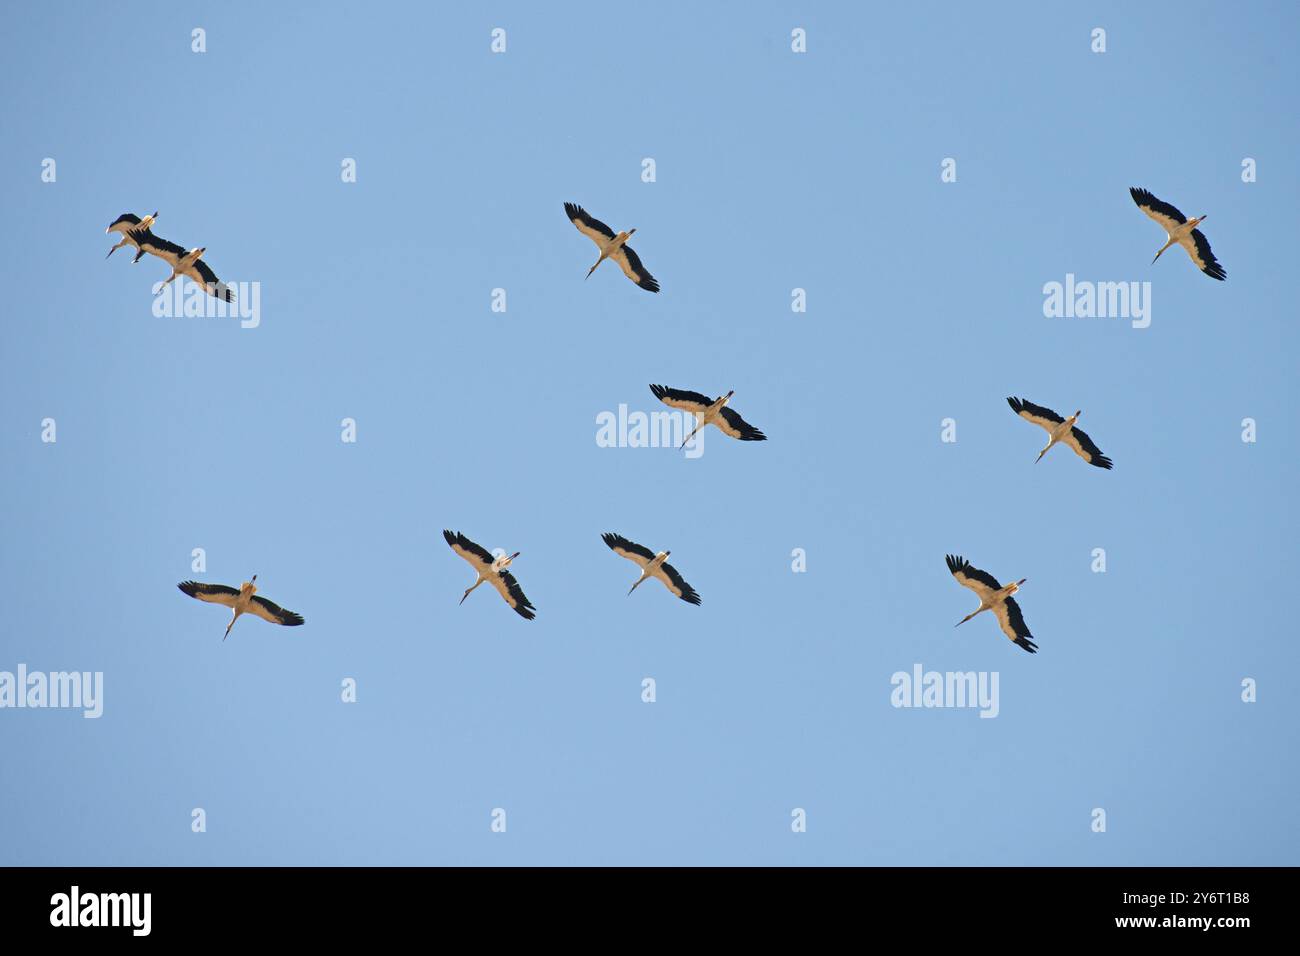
[1151, 249, 1164, 264]
[585, 263, 598, 280]
[510, 552, 520, 560]
[459, 590, 470, 605]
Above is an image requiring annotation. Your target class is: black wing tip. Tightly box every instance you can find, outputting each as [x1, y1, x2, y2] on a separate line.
[1071, 427, 1112, 469]
[649, 384, 667, 399]
[563, 201, 580, 217]
[1007, 396, 1058, 418]
[1014, 636, 1038, 654]
[504, 595, 530, 624]
[1006, 396, 1045, 416]
[281, 612, 306, 626]
[945, 554, 967, 573]
[442, 529, 458, 546]
[717, 406, 767, 441]
[681, 591, 702, 606]
[178, 580, 199, 596]
[601, 532, 623, 548]
[621, 246, 659, 292]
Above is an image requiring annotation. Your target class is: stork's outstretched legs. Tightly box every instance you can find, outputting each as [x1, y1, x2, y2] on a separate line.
[680, 418, 705, 449]
[460, 577, 485, 605]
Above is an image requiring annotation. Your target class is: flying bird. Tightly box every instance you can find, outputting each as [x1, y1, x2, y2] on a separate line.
[564, 202, 659, 292]
[649, 385, 767, 448]
[105, 211, 159, 262]
[177, 575, 304, 640]
[443, 530, 536, 620]
[945, 555, 1036, 654]
[601, 532, 700, 605]
[1130, 187, 1226, 280]
[139, 233, 235, 301]
[1007, 397, 1112, 469]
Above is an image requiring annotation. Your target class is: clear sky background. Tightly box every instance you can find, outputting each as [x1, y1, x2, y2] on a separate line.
[1, 2, 1296, 866]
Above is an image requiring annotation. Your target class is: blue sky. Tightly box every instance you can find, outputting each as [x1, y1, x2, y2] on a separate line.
[0, 1, 1296, 865]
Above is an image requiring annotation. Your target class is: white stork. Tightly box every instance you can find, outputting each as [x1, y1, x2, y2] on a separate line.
[945, 555, 1037, 654]
[601, 532, 701, 605]
[138, 233, 235, 301]
[1007, 397, 1112, 469]
[650, 385, 767, 448]
[564, 202, 659, 292]
[105, 212, 158, 262]
[177, 576, 304, 641]
[1130, 187, 1226, 280]
[443, 530, 536, 620]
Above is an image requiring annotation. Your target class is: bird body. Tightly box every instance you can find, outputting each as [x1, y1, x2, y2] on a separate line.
[945, 555, 1036, 653]
[443, 530, 536, 620]
[649, 385, 767, 447]
[105, 211, 159, 262]
[602, 532, 700, 605]
[1130, 187, 1226, 280]
[177, 575, 304, 640]
[1007, 397, 1111, 469]
[564, 202, 659, 292]
[138, 233, 235, 302]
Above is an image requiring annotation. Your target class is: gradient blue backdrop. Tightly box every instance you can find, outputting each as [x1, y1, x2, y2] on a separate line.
[1, 1, 1296, 865]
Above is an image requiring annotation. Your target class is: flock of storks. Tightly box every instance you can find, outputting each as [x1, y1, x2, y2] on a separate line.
[155, 188, 1223, 651]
